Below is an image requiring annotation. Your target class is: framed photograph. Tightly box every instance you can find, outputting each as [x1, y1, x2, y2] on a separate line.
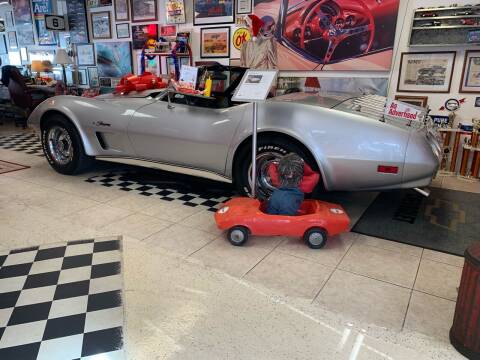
[88, 67, 99, 87]
[67, 0, 89, 44]
[200, 27, 230, 58]
[5, 11, 14, 28]
[116, 23, 130, 38]
[16, 23, 35, 46]
[87, 0, 112, 7]
[394, 95, 428, 108]
[194, 0, 234, 25]
[236, 0, 252, 15]
[78, 68, 88, 85]
[160, 25, 176, 37]
[99, 77, 112, 87]
[475, 97, 480, 107]
[459, 50, 480, 94]
[96, 41, 132, 77]
[131, 0, 158, 22]
[77, 43, 96, 66]
[91, 11, 111, 39]
[165, 0, 185, 24]
[7, 31, 17, 49]
[0, 20, 5, 32]
[397, 52, 456, 93]
[114, 0, 130, 21]
[0, 35, 7, 55]
[132, 24, 157, 50]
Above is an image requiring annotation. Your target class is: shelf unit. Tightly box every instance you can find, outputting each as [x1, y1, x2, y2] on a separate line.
[409, 5, 480, 46]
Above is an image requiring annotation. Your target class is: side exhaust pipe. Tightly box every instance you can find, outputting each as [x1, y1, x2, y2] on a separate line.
[414, 187, 430, 197]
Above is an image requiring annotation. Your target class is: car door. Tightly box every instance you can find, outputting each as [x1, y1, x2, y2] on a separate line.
[127, 93, 247, 176]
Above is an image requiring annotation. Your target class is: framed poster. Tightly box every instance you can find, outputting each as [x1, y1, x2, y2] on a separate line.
[132, 24, 157, 50]
[160, 25, 176, 37]
[5, 11, 14, 28]
[397, 52, 456, 93]
[114, 0, 130, 21]
[131, 0, 158, 22]
[116, 23, 130, 39]
[77, 68, 88, 85]
[459, 50, 480, 93]
[32, 0, 57, 45]
[394, 95, 428, 108]
[99, 77, 112, 87]
[12, 0, 33, 25]
[194, 0, 234, 25]
[87, 0, 112, 7]
[0, 35, 7, 55]
[77, 43, 95, 66]
[7, 31, 17, 49]
[165, 0, 185, 24]
[236, 0, 252, 15]
[164, 55, 189, 76]
[16, 24, 35, 46]
[88, 67, 99, 87]
[20, 47, 28, 63]
[91, 11, 111, 39]
[200, 27, 230, 58]
[0, 21, 5, 32]
[96, 41, 132, 77]
[67, 0, 89, 44]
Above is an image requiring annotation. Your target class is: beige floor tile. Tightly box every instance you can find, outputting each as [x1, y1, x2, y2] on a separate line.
[422, 249, 464, 267]
[142, 223, 217, 257]
[105, 193, 162, 213]
[404, 291, 456, 341]
[29, 192, 99, 218]
[315, 270, 411, 331]
[63, 203, 132, 229]
[180, 210, 223, 236]
[414, 259, 462, 301]
[442, 176, 480, 193]
[338, 242, 421, 288]
[53, 177, 125, 203]
[141, 200, 204, 223]
[189, 238, 276, 277]
[0, 225, 62, 250]
[354, 235, 423, 258]
[99, 213, 172, 240]
[277, 231, 357, 268]
[244, 250, 334, 300]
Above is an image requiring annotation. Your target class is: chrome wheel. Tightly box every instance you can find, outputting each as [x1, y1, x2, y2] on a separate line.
[248, 151, 284, 198]
[47, 126, 73, 166]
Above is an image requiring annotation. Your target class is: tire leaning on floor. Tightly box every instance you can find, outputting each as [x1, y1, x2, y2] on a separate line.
[41, 114, 94, 175]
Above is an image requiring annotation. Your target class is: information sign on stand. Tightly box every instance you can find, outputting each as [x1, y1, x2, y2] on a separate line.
[232, 69, 278, 198]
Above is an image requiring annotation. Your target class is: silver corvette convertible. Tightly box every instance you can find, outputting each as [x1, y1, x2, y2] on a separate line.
[29, 65, 441, 196]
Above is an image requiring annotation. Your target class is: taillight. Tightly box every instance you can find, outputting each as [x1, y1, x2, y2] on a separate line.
[377, 165, 398, 174]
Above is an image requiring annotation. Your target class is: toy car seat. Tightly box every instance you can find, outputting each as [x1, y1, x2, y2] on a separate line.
[267, 162, 320, 193]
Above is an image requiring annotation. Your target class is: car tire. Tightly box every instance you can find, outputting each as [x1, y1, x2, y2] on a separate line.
[235, 136, 319, 198]
[303, 227, 328, 249]
[227, 226, 249, 246]
[41, 114, 94, 175]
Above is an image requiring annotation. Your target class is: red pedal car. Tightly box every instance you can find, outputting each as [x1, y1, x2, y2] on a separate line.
[215, 197, 350, 249]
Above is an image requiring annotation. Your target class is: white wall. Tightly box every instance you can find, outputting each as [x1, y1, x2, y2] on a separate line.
[388, 0, 479, 125]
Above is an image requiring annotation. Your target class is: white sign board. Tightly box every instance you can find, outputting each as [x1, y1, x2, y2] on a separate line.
[385, 99, 422, 122]
[232, 69, 278, 103]
[45, 15, 67, 31]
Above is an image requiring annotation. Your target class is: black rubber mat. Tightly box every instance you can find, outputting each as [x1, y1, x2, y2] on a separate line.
[351, 188, 480, 256]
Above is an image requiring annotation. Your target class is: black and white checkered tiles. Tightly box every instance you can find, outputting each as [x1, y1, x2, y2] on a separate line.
[0, 133, 44, 157]
[86, 172, 233, 212]
[0, 237, 124, 360]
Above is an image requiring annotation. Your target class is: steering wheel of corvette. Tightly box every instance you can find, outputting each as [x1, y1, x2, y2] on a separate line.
[294, 0, 375, 66]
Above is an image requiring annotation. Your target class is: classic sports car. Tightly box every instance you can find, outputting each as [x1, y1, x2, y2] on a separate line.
[28, 65, 441, 197]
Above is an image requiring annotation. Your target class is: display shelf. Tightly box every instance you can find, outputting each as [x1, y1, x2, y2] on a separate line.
[415, 5, 480, 12]
[412, 25, 480, 30]
[414, 15, 480, 20]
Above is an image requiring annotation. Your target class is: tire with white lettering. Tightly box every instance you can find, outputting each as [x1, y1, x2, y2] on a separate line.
[234, 136, 319, 199]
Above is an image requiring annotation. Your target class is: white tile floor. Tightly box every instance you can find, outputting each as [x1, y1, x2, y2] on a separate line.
[1, 125, 479, 359]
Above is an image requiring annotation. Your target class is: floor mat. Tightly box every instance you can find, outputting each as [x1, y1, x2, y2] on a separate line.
[0, 237, 124, 360]
[0, 160, 29, 174]
[352, 188, 480, 256]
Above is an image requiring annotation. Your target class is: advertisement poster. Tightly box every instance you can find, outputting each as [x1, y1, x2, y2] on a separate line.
[132, 24, 157, 49]
[32, 0, 57, 45]
[11, 0, 35, 46]
[251, 0, 400, 71]
[166, 0, 185, 24]
[96, 41, 132, 77]
[67, 0, 89, 44]
[201, 27, 230, 58]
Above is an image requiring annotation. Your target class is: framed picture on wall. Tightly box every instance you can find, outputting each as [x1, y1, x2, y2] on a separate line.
[114, 0, 130, 21]
[0, 35, 7, 55]
[20, 47, 28, 63]
[131, 0, 158, 22]
[394, 95, 428, 108]
[77, 43, 95, 66]
[91, 11, 111, 39]
[165, 0, 185, 24]
[132, 24, 157, 49]
[96, 41, 132, 78]
[5, 11, 14, 28]
[200, 27, 230, 58]
[88, 67, 99, 87]
[116, 23, 130, 38]
[7, 31, 17, 49]
[236, 0, 252, 15]
[78, 68, 88, 85]
[459, 50, 480, 93]
[99, 77, 112, 87]
[397, 52, 456, 93]
[0, 20, 5, 32]
[194, 0, 234, 25]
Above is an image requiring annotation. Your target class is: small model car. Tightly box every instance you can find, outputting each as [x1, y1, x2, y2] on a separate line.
[215, 197, 350, 249]
[461, 18, 476, 25]
[455, 10, 474, 15]
[420, 12, 437, 17]
[418, 21, 442, 27]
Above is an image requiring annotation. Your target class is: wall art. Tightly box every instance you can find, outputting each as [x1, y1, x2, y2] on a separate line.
[194, 0, 234, 25]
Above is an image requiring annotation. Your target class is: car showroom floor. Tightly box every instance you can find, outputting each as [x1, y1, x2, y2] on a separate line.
[0, 124, 478, 359]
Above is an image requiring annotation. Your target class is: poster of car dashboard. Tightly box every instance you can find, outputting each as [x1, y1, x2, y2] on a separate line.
[232, 70, 278, 102]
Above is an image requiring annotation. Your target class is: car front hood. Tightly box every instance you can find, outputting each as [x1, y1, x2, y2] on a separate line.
[272, 91, 356, 109]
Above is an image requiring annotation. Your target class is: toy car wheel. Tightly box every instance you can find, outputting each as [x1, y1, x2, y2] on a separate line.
[227, 226, 249, 246]
[304, 227, 327, 249]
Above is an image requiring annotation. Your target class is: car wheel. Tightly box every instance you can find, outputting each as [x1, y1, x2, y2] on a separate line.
[235, 136, 319, 199]
[227, 226, 249, 246]
[42, 114, 93, 175]
[303, 227, 328, 249]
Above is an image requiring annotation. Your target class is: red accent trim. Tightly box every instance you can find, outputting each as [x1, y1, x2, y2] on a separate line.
[377, 165, 398, 174]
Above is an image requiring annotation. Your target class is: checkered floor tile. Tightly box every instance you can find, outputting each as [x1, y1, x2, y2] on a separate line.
[0, 237, 124, 360]
[86, 171, 233, 212]
[0, 133, 44, 157]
